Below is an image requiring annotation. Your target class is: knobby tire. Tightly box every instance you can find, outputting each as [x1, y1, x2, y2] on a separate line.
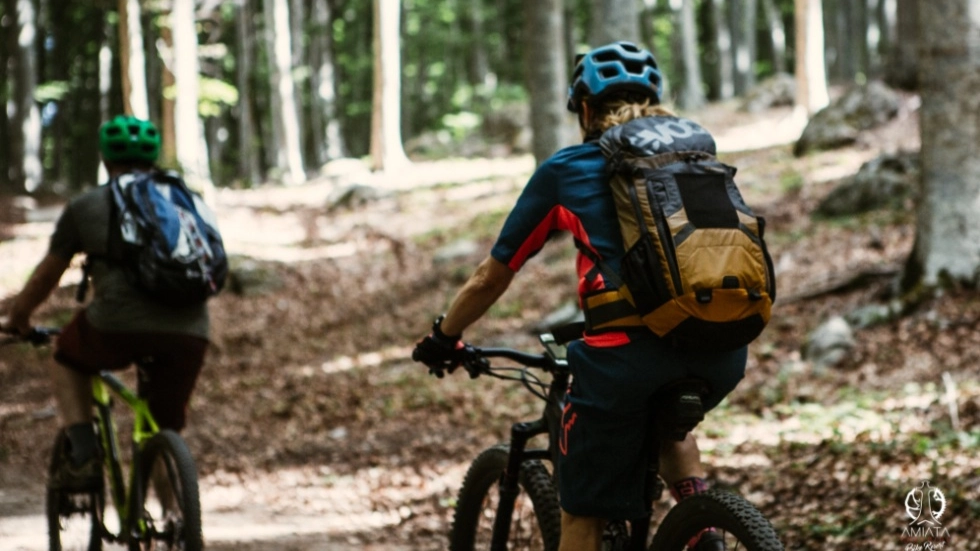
[137, 430, 203, 551]
[649, 489, 783, 551]
[450, 445, 561, 551]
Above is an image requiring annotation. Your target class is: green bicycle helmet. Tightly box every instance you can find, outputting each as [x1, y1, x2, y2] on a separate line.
[98, 115, 161, 163]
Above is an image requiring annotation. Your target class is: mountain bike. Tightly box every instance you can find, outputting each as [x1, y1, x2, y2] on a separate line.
[443, 323, 783, 551]
[4, 327, 203, 551]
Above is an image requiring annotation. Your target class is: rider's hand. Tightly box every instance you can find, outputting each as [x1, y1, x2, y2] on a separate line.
[0, 313, 30, 337]
[412, 315, 464, 378]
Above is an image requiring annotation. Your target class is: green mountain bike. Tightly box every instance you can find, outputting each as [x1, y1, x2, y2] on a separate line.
[13, 328, 203, 551]
[442, 322, 783, 551]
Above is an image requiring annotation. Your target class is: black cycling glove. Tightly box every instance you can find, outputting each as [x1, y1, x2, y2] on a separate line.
[412, 315, 464, 378]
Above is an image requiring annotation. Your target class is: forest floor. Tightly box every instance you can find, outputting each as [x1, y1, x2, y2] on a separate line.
[2, 98, 979, 550]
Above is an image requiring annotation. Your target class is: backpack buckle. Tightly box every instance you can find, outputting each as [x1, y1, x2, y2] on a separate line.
[695, 289, 712, 304]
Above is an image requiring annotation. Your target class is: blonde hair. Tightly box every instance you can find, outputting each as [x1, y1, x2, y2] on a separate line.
[583, 97, 676, 136]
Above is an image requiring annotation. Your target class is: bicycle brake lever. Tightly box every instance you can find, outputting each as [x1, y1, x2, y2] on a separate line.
[460, 344, 488, 379]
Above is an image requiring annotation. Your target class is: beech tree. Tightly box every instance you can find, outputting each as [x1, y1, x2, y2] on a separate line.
[170, 0, 213, 189]
[524, 0, 568, 165]
[793, 0, 829, 116]
[903, 0, 980, 289]
[264, 0, 306, 184]
[589, 0, 639, 46]
[370, 0, 409, 172]
[119, 0, 149, 118]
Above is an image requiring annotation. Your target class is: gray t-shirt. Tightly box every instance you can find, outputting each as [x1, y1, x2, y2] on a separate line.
[48, 183, 210, 339]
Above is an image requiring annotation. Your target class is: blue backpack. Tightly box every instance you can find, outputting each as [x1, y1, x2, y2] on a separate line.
[102, 171, 228, 305]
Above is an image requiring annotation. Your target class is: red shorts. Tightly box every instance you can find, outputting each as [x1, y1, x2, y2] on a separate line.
[54, 310, 209, 431]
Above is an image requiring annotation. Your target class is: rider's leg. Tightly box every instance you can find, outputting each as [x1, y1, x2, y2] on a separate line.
[658, 432, 705, 486]
[559, 510, 604, 551]
[49, 359, 98, 464]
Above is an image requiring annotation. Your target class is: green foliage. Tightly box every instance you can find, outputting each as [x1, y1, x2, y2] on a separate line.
[198, 77, 239, 118]
[34, 81, 70, 103]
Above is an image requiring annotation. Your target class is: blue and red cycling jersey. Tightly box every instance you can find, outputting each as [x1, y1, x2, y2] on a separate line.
[490, 142, 633, 347]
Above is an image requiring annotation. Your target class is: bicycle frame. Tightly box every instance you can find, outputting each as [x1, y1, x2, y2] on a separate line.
[469, 345, 568, 550]
[473, 337, 667, 551]
[91, 369, 160, 543]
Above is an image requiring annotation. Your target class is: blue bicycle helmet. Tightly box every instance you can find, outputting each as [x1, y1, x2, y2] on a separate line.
[567, 41, 663, 113]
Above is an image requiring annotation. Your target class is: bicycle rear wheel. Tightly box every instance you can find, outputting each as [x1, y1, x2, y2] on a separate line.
[649, 489, 783, 551]
[46, 431, 105, 551]
[136, 430, 202, 551]
[450, 444, 561, 551]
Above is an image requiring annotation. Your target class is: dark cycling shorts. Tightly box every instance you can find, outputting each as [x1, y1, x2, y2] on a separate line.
[54, 310, 209, 431]
[557, 334, 746, 520]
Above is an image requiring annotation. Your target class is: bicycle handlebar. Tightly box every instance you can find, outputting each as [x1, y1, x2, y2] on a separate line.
[0, 326, 61, 346]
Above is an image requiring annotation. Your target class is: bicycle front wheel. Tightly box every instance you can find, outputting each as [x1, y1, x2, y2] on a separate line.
[449, 444, 561, 551]
[46, 430, 105, 551]
[650, 489, 783, 551]
[136, 430, 203, 551]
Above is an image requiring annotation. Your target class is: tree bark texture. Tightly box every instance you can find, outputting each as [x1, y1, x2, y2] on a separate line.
[524, 0, 568, 165]
[370, 0, 409, 172]
[589, 0, 638, 46]
[906, 0, 980, 287]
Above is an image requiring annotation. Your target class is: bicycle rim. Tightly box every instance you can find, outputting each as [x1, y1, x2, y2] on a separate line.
[46, 432, 105, 551]
[138, 430, 203, 551]
[649, 490, 783, 551]
[450, 445, 561, 551]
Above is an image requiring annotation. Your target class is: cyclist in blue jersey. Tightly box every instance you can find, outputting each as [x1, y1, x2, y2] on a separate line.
[414, 42, 742, 551]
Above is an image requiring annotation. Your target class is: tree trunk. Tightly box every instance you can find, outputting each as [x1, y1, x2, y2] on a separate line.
[760, 0, 787, 73]
[236, 0, 262, 185]
[794, 0, 829, 116]
[158, 20, 177, 169]
[712, 0, 735, 100]
[730, 0, 757, 95]
[884, 0, 917, 89]
[171, 0, 214, 192]
[310, 0, 346, 164]
[370, 0, 409, 172]
[118, 0, 149, 118]
[903, 0, 980, 289]
[677, 0, 704, 110]
[524, 0, 568, 165]
[10, 0, 43, 192]
[289, 0, 307, 167]
[264, 0, 306, 184]
[589, 0, 638, 46]
[0, 0, 11, 192]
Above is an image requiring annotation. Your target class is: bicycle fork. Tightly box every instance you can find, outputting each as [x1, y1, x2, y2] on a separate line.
[490, 418, 549, 551]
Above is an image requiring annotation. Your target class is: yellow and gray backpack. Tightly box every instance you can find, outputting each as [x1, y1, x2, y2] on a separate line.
[580, 115, 775, 351]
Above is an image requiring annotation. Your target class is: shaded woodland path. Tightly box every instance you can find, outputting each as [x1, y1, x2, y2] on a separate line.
[4, 101, 979, 550]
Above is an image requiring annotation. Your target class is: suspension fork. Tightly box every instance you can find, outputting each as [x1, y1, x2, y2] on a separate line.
[490, 418, 548, 551]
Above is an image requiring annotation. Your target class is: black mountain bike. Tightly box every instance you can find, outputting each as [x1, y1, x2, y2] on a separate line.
[444, 323, 782, 551]
[4, 328, 203, 551]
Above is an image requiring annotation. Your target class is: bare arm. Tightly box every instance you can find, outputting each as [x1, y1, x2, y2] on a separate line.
[439, 256, 516, 336]
[6, 254, 71, 334]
